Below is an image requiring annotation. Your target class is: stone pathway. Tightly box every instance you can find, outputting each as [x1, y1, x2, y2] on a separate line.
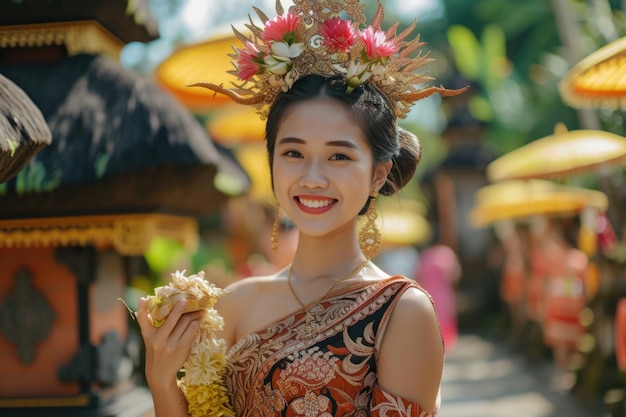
[439, 334, 606, 417]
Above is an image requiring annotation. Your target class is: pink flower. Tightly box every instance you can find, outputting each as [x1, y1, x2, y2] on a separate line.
[360, 26, 398, 60]
[320, 17, 357, 52]
[262, 13, 301, 44]
[237, 42, 264, 81]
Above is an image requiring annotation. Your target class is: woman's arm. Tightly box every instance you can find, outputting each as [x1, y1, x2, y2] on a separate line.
[376, 287, 444, 414]
[136, 298, 204, 417]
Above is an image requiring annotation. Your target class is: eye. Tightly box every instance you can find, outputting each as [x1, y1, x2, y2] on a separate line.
[283, 150, 303, 158]
[330, 153, 350, 161]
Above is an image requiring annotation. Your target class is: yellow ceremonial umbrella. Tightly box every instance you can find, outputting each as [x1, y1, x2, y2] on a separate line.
[487, 123, 626, 182]
[233, 143, 272, 203]
[207, 104, 265, 145]
[154, 26, 247, 112]
[375, 198, 432, 246]
[469, 179, 608, 227]
[560, 36, 626, 110]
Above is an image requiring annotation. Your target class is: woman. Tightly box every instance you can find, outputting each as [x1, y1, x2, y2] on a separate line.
[137, 1, 464, 415]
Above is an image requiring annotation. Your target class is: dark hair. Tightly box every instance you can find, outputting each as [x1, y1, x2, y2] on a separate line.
[265, 74, 421, 199]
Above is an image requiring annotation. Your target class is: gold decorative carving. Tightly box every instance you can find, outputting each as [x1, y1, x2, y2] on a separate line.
[0, 214, 198, 256]
[0, 21, 124, 61]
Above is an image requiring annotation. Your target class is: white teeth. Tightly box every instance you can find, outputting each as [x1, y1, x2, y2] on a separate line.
[299, 198, 333, 208]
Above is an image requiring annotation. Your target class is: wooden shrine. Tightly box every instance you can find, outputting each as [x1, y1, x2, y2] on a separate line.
[0, 1, 248, 415]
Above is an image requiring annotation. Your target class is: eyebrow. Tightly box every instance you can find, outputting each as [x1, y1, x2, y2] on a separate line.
[277, 137, 358, 149]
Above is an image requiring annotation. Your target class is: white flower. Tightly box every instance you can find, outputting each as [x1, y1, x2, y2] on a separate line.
[370, 63, 385, 76]
[264, 55, 292, 75]
[270, 41, 304, 58]
[344, 61, 373, 92]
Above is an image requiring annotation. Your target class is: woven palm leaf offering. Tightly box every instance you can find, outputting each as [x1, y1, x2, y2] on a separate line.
[144, 270, 234, 417]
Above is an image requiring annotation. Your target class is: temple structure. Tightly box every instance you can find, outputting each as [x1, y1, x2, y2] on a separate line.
[0, 1, 248, 415]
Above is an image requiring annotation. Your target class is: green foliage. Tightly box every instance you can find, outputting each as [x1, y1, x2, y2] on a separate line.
[447, 25, 482, 79]
[94, 153, 110, 179]
[143, 236, 233, 286]
[447, 22, 531, 153]
[13, 161, 62, 194]
[442, 0, 626, 158]
[468, 95, 493, 122]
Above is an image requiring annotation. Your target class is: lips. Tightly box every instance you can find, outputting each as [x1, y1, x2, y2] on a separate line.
[295, 196, 337, 213]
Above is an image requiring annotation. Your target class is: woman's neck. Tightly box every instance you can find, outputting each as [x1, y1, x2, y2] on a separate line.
[290, 234, 367, 282]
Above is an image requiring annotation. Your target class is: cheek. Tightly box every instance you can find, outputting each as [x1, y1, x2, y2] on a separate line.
[271, 160, 291, 198]
[342, 166, 376, 196]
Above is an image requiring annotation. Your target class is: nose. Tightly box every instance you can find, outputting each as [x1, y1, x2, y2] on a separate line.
[299, 159, 328, 189]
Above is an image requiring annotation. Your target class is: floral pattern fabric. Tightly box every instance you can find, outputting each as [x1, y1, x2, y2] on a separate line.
[225, 276, 437, 417]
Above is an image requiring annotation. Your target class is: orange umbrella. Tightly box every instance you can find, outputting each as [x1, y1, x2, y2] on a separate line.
[560, 36, 626, 110]
[487, 123, 626, 182]
[154, 27, 247, 112]
[469, 179, 608, 227]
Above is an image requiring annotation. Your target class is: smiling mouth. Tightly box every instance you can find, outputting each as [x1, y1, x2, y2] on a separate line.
[296, 197, 337, 209]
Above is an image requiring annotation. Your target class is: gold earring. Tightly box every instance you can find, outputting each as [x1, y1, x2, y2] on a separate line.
[271, 206, 281, 252]
[359, 192, 381, 259]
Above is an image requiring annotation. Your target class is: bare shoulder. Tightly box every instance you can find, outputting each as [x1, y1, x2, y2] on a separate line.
[218, 273, 280, 311]
[393, 284, 438, 322]
[225, 273, 277, 295]
[215, 272, 284, 346]
[376, 282, 443, 412]
[382, 283, 441, 344]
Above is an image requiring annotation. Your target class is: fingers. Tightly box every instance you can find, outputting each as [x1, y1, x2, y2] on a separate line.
[136, 297, 204, 345]
[135, 297, 155, 337]
[169, 309, 204, 343]
[172, 315, 202, 360]
[137, 297, 204, 384]
[155, 300, 203, 343]
[156, 298, 188, 335]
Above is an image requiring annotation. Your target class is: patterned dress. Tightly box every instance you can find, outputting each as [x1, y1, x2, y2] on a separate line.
[225, 276, 438, 417]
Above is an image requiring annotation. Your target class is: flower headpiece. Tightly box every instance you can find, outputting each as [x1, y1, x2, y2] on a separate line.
[190, 0, 467, 119]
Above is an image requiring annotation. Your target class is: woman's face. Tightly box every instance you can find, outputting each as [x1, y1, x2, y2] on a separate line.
[272, 97, 390, 240]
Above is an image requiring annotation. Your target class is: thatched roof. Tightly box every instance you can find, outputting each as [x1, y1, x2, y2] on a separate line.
[0, 0, 158, 43]
[0, 54, 250, 219]
[0, 73, 51, 183]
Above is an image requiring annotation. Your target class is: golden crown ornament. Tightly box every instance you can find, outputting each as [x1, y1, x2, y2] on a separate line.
[189, 0, 467, 119]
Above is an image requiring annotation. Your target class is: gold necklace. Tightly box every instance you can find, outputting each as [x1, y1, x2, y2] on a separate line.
[287, 259, 370, 340]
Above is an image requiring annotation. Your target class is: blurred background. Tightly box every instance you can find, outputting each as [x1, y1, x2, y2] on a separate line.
[1, 0, 625, 416]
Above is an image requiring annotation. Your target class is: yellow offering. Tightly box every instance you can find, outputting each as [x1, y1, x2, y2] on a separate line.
[145, 270, 235, 417]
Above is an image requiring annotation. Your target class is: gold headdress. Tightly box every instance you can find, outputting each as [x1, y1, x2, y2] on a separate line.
[189, 0, 467, 119]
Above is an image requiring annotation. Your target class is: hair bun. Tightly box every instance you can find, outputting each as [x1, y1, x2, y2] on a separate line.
[380, 127, 421, 196]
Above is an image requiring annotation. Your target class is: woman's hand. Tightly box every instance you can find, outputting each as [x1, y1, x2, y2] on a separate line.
[136, 298, 204, 392]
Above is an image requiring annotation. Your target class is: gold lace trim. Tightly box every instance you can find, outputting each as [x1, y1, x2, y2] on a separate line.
[0, 213, 197, 255]
[0, 20, 124, 61]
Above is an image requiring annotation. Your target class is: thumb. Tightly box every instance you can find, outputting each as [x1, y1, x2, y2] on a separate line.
[135, 297, 155, 335]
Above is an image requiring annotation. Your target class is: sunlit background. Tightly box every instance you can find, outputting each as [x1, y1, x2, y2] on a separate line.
[1, 0, 626, 416]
